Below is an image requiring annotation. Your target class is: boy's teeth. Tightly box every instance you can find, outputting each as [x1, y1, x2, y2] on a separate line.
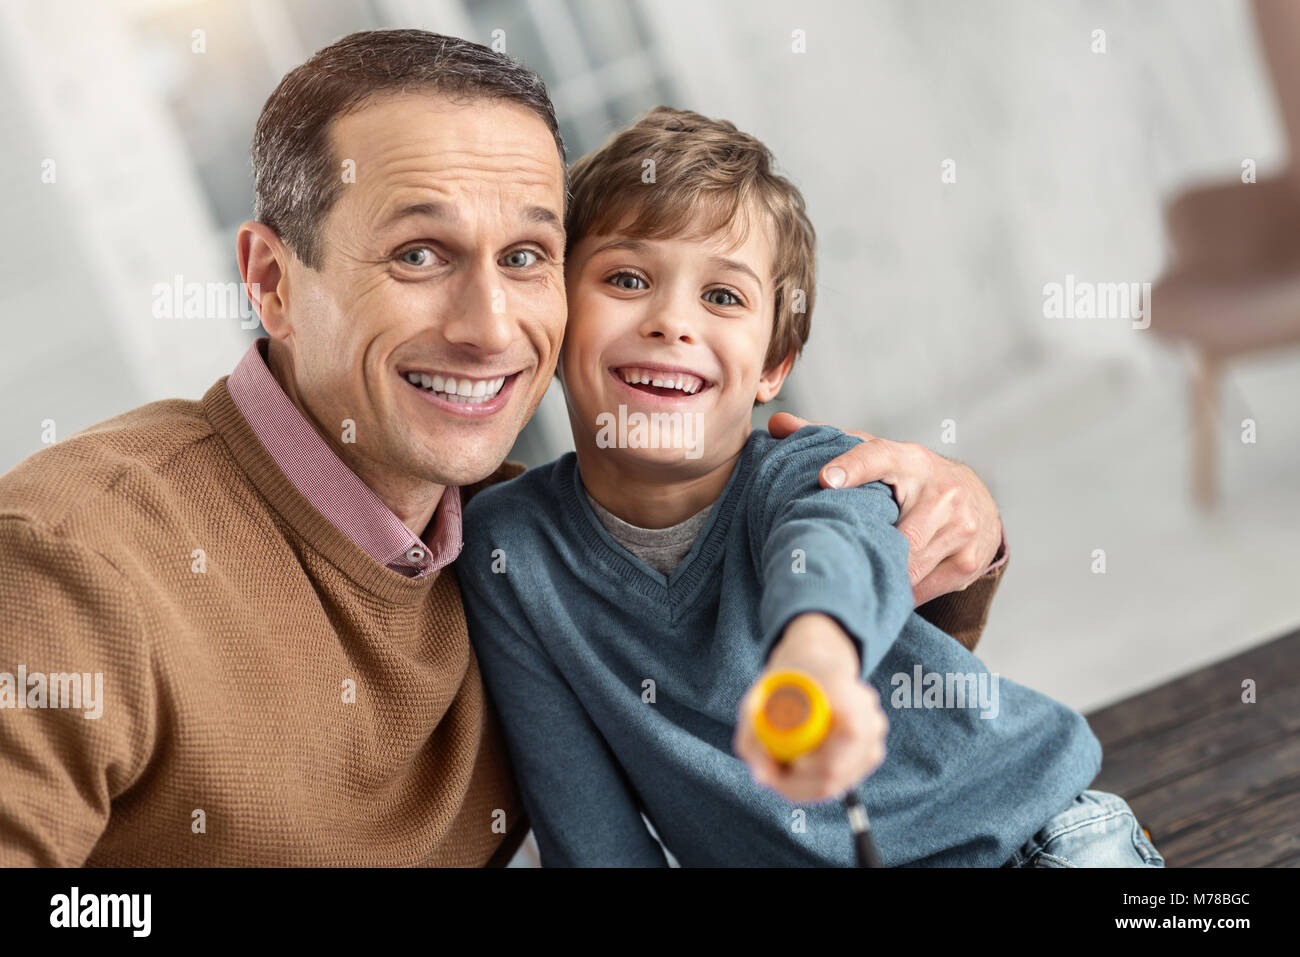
[406, 371, 507, 404]
[618, 367, 704, 395]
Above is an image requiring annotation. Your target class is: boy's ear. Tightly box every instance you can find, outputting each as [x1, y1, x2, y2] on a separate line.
[755, 350, 796, 403]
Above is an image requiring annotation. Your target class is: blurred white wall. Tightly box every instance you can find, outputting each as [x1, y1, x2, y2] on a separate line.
[0, 0, 251, 470]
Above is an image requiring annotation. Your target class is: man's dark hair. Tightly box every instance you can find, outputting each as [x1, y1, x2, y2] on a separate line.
[251, 29, 565, 269]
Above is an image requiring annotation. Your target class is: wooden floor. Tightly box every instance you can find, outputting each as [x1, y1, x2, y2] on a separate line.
[1086, 627, 1300, 867]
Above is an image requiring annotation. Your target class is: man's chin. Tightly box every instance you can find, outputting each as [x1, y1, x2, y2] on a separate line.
[410, 437, 520, 489]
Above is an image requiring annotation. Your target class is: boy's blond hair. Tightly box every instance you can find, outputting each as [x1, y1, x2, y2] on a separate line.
[566, 107, 816, 374]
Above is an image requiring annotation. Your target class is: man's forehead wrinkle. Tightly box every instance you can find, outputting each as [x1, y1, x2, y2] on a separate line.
[366, 147, 560, 174]
[348, 149, 561, 225]
[358, 155, 562, 215]
[344, 128, 561, 176]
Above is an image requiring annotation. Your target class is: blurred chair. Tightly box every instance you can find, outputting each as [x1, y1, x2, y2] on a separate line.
[1151, 176, 1300, 507]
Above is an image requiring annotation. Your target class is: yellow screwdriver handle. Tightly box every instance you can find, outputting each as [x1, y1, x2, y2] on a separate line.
[752, 669, 832, 764]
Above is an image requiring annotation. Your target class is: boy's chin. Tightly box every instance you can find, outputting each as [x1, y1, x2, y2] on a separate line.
[585, 443, 710, 470]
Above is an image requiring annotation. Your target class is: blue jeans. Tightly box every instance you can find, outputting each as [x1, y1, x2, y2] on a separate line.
[1002, 789, 1165, 867]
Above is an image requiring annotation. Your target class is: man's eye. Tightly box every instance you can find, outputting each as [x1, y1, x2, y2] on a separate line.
[399, 247, 437, 267]
[609, 272, 647, 291]
[704, 288, 741, 306]
[502, 248, 541, 268]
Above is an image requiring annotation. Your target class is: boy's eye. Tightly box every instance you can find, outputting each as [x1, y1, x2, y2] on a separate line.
[608, 272, 648, 291]
[704, 287, 742, 307]
[503, 248, 541, 268]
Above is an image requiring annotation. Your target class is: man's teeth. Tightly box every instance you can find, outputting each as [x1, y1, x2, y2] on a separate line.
[617, 367, 706, 395]
[405, 372, 506, 404]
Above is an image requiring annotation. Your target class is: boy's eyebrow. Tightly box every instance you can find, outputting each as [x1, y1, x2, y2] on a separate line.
[589, 237, 650, 255]
[706, 256, 764, 291]
[589, 239, 765, 290]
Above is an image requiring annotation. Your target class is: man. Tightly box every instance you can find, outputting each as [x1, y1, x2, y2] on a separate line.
[0, 30, 1004, 866]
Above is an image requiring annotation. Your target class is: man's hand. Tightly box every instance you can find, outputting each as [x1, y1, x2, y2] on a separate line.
[733, 613, 888, 804]
[768, 412, 1002, 606]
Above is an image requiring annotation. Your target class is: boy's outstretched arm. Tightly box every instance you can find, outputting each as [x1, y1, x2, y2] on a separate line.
[460, 567, 670, 868]
[768, 411, 1007, 650]
[736, 426, 915, 803]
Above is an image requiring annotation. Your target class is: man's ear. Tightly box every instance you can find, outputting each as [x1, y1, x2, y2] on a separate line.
[236, 221, 294, 340]
[755, 350, 796, 403]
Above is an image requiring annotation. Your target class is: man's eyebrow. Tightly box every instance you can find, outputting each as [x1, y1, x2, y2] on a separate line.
[523, 205, 563, 230]
[378, 202, 456, 230]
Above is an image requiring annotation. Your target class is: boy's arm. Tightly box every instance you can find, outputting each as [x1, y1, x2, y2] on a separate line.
[735, 428, 911, 802]
[767, 412, 1005, 648]
[751, 429, 914, 680]
[458, 562, 669, 868]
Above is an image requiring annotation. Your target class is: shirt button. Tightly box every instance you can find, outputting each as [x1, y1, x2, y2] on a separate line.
[405, 546, 427, 563]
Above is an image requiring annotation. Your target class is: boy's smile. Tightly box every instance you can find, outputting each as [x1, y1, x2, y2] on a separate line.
[611, 363, 712, 401]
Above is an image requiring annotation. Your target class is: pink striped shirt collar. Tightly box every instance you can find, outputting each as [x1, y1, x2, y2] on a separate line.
[225, 337, 461, 578]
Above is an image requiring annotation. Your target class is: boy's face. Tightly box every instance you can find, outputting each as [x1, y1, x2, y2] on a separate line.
[562, 212, 793, 474]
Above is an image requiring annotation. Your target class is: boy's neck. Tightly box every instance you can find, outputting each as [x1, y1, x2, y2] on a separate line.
[574, 439, 748, 529]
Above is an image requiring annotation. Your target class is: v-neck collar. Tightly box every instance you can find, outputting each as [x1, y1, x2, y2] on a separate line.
[559, 439, 760, 621]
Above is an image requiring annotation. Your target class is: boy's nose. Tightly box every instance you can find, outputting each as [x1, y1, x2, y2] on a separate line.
[640, 306, 696, 344]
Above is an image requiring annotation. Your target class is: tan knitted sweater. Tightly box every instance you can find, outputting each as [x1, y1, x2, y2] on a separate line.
[0, 378, 525, 866]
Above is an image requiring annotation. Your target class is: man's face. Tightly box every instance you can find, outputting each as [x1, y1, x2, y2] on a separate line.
[279, 93, 567, 488]
[561, 214, 787, 476]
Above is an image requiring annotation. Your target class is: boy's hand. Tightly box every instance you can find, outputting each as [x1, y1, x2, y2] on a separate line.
[767, 411, 1003, 606]
[733, 613, 888, 804]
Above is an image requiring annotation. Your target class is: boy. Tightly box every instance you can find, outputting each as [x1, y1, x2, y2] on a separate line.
[457, 108, 1163, 867]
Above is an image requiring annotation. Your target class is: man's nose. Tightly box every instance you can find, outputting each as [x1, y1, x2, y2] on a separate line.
[439, 265, 514, 354]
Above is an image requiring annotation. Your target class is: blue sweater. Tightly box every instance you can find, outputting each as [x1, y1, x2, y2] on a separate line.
[458, 426, 1101, 866]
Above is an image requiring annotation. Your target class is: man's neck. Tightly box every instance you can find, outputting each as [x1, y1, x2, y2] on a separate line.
[265, 342, 444, 536]
[573, 435, 748, 530]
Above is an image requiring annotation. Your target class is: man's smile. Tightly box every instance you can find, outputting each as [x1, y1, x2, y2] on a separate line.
[399, 366, 523, 415]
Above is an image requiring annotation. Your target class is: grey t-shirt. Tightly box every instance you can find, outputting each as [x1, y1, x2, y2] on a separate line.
[585, 492, 713, 576]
